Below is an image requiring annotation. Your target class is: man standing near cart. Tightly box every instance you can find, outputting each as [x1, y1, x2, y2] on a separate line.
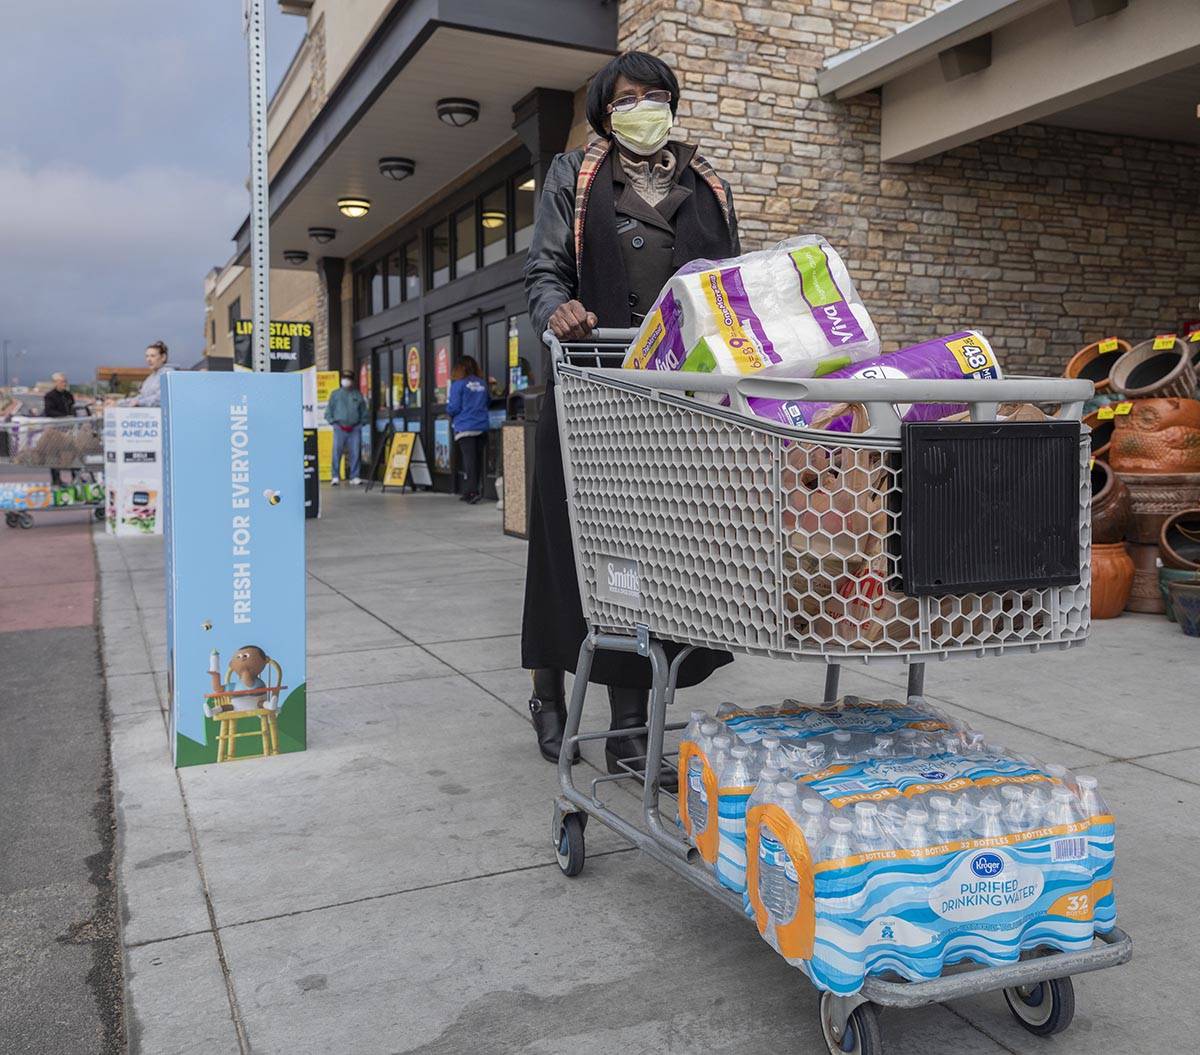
[521, 52, 739, 784]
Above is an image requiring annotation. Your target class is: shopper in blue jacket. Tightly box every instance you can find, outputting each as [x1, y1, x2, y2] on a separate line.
[447, 356, 490, 503]
[325, 369, 370, 485]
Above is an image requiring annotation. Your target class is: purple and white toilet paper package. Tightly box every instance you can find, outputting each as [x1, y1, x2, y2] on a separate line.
[738, 331, 1003, 431]
[622, 236, 880, 377]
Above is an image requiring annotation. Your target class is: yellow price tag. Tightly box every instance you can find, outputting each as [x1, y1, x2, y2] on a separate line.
[1089, 457, 1095, 470]
[1189, 330, 1200, 343]
[1114, 401, 1133, 416]
[1098, 337, 1119, 354]
[1153, 334, 1175, 350]
[1097, 406, 1115, 420]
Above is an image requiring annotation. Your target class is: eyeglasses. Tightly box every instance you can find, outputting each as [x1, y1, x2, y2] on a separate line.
[608, 89, 671, 113]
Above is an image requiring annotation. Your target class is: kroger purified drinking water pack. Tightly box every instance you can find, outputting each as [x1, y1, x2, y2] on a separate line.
[678, 699, 1116, 994]
[622, 236, 880, 377]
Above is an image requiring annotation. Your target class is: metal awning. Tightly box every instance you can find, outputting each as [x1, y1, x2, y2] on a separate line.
[818, 0, 1200, 162]
[234, 0, 616, 266]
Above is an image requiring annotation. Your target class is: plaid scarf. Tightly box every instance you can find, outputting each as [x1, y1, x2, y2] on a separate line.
[573, 137, 731, 284]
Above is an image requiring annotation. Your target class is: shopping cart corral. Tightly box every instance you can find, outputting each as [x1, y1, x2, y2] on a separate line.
[0, 416, 105, 528]
[546, 329, 1132, 1054]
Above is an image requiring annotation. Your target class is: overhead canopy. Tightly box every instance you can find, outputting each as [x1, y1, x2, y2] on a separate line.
[235, 0, 616, 266]
[818, 0, 1200, 162]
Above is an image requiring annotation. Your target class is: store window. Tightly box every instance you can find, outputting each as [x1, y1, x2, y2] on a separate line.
[371, 263, 384, 313]
[481, 184, 508, 266]
[386, 250, 402, 307]
[403, 239, 420, 300]
[485, 317, 507, 397]
[513, 170, 535, 252]
[227, 296, 241, 334]
[454, 205, 477, 279]
[430, 220, 450, 289]
[355, 262, 378, 318]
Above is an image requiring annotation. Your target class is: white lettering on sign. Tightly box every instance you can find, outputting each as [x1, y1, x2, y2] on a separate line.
[230, 402, 252, 623]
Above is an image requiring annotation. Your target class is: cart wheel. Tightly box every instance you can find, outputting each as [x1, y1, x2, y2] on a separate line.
[17, 511, 34, 529]
[555, 813, 586, 878]
[4, 512, 18, 528]
[819, 993, 883, 1055]
[1003, 976, 1075, 1037]
[94, 507, 105, 521]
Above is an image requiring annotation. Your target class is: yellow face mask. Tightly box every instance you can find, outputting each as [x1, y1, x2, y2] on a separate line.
[609, 100, 673, 156]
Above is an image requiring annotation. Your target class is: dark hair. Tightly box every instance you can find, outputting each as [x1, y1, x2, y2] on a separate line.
[585, 51, 680, 139]
[453, 355, 481, 380]
[341, 369, 354, 380]
[147, 339, 169, 360]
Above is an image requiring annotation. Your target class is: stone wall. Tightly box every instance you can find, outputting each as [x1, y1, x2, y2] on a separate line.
[617, 1, 1200, 374]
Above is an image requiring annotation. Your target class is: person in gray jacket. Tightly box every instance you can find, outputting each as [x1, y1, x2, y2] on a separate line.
[520, 51, 740, 783]
[325, 370, 369, 485]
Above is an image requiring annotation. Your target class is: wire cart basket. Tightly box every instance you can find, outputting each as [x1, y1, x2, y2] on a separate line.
[546, 329, 1131, 1054]
[0, 415, 105, 528]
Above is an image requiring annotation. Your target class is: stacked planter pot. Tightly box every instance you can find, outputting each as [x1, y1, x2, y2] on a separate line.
[1159, 509, 1200, 626]
[1088, 460, 1135, 619]
[1065, 338, 1130, 415]
[1104, 336, 1200, 618]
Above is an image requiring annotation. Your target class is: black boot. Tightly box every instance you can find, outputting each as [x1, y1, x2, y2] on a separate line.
[605, 687, 677, 793]
[528, 669, 579, 765]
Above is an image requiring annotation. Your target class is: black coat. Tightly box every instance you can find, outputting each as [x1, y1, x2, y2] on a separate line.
[43, 388, 75, 418]
[521, 143, 740, 689]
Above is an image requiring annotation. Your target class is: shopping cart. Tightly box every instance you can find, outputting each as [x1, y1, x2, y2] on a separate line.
[546, 329, 1131, 1054]
[0, 415, 105, 528]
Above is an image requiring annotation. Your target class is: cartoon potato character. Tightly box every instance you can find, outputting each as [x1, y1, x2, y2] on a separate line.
[207, 645, 277, 713]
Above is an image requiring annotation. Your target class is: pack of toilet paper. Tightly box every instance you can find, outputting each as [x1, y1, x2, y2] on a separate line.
[741, 331, 1003, 432]
[623, 236, 880, 377]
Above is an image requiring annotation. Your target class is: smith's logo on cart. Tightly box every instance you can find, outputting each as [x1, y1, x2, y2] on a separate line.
[597, 556, 642, 607]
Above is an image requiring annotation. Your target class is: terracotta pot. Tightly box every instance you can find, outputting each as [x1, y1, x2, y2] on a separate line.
[1159, 565, 1200, 622]
[1090, 542, 1134, 619]
[1089, 459, 1131, 544]
[1160, 508, 1200, 570]
[1065, 338, 1130, 393]
[1124, 541, 1166, 613]
[1111, 336, 1197, 399]
[1082, 409, 1116, 462]
[1166, 581, 1200, 637]
[1117, 471, 1200, 543]
[1108, 398, 1200, 475]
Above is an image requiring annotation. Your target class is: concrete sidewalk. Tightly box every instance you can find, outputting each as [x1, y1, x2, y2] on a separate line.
[101, 487, 1196, 1054]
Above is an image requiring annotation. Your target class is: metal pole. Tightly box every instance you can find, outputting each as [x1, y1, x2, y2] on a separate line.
[244, 0, 271, 372]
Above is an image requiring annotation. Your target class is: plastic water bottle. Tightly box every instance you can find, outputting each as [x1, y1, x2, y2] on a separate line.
[940, 733, 963, 754]
[751, 766, 782, 813]
[760, 735, 789, 774]
[976, 797, 1005, 839]
[930, 795, 958, 842]
[899, 807, 931, 850]
[685, 719, 720, 840]
[716, 744, 755, 891]
[800, 796, 827, 847]
[1046, 784, 1086, 827]
[1045, 763, 1076, 793]
[1076, 775, 1107, 818]
[804, 741, 828, 772]
[1000, 785, 1029, 834]
[822, 815, 855, 862]
[710, 733, 734, 782]
[831, 731, 855, 763]
[716, 702, 739, 720]
[870, 735, 895, 758]
[853, 802, 888, 853]
[954, 793, 978, 836]
[1024, 786, 1050, 828]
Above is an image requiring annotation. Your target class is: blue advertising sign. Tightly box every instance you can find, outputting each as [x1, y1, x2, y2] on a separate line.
[162, 372, 306, 767]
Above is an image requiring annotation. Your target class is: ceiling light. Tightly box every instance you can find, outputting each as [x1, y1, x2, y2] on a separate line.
[337, 197, 371, 219]
[282, 249, 309, 265]
[378, 156, 415, 181]
[481, 210, 506, 229]
[517, 177, 535, 192]
[308, 226, 336, 244]
[436, 97, 480, 127]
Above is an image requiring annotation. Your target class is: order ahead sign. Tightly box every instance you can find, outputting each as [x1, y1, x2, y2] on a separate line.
[162, 372, 306, 768]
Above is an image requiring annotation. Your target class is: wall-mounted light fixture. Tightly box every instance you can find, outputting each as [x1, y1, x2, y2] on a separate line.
[282, 249, 309, 265]
[516, 177, 535, 192]
[436, 97, 480, 127]
[337, 198, 371, 219]
[308, 226, 336, 244]
[379, 156, 416, 181]
[481, 210, 506, 229]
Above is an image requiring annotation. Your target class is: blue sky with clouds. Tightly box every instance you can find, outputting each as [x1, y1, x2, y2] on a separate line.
[0, 1, 306, 384]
